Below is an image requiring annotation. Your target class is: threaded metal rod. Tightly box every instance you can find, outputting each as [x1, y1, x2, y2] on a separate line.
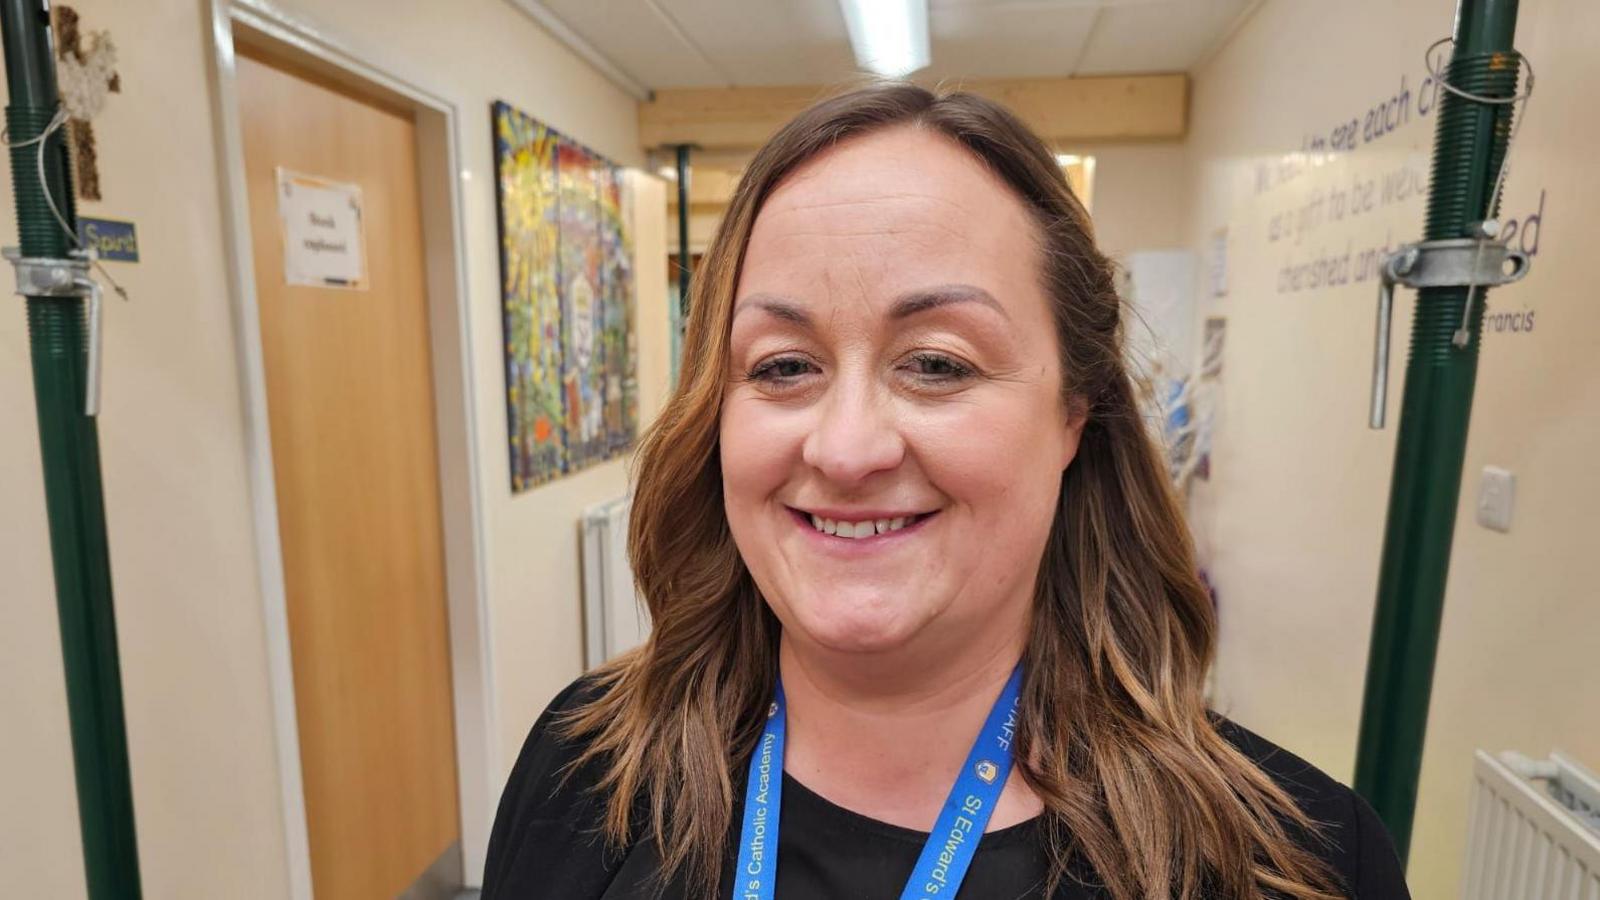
[2, 0, 142, 894]
[1353, 0, 1522, 862]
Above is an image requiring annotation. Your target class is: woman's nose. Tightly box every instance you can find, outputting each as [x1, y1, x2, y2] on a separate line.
[799, 375, 906, 484]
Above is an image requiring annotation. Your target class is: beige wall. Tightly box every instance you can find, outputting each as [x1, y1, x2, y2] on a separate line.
[1184, 1, 1600, 896]
[0, 0, 667, 896]
[1078, 141, 1192, 259]
[1, 0, 287, 894]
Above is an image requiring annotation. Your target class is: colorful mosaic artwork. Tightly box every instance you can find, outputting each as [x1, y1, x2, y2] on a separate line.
[598, 164, 639, 457]
[493, 101, 637, 492]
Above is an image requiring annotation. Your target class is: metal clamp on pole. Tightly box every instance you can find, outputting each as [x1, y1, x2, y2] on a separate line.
[1369, 236, 1531, 428]
[3, 246, 106, 415]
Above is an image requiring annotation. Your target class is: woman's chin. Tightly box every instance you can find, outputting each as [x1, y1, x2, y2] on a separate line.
[784, 598, 929, 655]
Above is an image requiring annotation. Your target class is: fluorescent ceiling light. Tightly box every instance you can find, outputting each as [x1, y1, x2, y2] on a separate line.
[1055, 154, 1082, 166]
[839, 0, 930, 78]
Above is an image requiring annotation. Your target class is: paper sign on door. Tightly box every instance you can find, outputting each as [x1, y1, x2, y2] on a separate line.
[276, 168, 368, 290]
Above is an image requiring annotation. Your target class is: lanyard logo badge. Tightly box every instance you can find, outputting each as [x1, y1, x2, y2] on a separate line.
[974, 760, 999, 784]
[767, 701, 779, 718]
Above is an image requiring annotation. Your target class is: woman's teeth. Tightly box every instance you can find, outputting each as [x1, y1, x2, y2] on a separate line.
[807, 514, 916, 538]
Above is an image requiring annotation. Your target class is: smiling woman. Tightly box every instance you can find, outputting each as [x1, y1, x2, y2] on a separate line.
[721, 127, 1076, 667]
[481, 83, 1410, 900]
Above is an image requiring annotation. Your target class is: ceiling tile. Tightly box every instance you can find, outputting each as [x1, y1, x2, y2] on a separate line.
[924, 0, 1100, 81]
[659, 0, 859, 87]
[542, 0, 727, 87]
[1074, 0, 1251, 75]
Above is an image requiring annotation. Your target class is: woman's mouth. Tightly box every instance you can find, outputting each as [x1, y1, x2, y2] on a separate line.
[786, 507, 938, 540]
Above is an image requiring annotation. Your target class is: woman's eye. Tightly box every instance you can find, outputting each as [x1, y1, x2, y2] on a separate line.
[904, 352, 974, 380]
[748, 355, 818, 382]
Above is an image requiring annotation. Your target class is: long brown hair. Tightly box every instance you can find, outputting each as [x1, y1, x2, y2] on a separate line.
[564, 82, 1342, 900]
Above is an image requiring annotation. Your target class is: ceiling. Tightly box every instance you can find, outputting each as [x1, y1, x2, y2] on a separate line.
[529, 0, 1258, 93]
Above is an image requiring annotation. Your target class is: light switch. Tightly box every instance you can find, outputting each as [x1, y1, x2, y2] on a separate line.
[1476, 466, 1516, 533]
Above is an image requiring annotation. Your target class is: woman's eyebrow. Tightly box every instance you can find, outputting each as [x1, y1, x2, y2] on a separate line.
[732, 293, 812, 327]
[731, 283, 1008, 327]
[889, 284, 1010, 321]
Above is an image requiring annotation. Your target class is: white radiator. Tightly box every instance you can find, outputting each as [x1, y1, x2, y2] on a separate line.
[580, 495, 650, 667]
[1463, 750, 1600, 899]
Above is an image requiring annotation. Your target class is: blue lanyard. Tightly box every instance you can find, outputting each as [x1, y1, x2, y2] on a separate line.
[733, 663, 1024, 899]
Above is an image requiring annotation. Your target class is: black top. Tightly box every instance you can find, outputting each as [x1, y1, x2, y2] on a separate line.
[483, 677, 1411, 899]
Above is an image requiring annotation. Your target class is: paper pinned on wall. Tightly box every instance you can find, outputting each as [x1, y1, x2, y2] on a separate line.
[1208, 227, 1228, 299]
[276, 168, 368, 290]
[1125, 249, 1198, 379]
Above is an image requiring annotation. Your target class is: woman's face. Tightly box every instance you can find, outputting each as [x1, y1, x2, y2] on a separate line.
[721, 125, 1083, 657]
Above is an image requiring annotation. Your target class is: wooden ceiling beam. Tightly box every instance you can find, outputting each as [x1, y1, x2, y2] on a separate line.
[639, 74, 1188, 151]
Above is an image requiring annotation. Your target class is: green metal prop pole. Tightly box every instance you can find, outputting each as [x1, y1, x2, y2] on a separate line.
[675, 143, 691, 316]
[1352, 0, 1522, 862]
[1, 0, 142, 895]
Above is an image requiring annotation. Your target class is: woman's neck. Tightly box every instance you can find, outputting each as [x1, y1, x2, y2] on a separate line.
[777, 616, 1041, 832]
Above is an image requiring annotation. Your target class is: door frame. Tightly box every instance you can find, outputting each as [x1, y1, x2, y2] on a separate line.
[205, 1, 498, 895]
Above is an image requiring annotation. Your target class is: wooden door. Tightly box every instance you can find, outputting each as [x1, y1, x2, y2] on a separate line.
[236, 48, 460, 899]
